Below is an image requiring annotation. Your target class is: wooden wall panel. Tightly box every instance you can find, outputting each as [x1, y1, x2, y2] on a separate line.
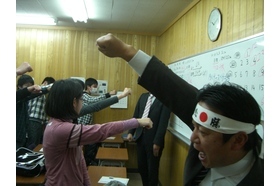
[16, 29, 156, 131]
[156, 0, 264, 185]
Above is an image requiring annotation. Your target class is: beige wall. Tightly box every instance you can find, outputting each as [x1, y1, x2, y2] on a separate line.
[16, 0, 263, 185]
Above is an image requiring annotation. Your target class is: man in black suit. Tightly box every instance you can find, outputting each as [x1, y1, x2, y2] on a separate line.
[96, 33, 264, 186]
[127, 92, 170, 186]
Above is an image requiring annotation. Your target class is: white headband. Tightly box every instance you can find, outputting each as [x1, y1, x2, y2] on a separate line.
[192, 104, 256, 134]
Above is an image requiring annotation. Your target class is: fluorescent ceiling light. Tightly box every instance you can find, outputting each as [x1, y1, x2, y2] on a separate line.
[16, 15, 57, 25]
[66, 0, 88, 23]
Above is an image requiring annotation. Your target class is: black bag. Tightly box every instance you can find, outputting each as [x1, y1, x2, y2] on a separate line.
[16, 147, 46, 177]
[84, 143, 101, 166]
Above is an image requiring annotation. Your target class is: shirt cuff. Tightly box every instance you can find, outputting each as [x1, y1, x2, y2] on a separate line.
[128, 50, 152, 76]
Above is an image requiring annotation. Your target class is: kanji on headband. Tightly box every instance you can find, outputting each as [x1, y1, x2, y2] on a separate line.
[192, 104, 256, 134]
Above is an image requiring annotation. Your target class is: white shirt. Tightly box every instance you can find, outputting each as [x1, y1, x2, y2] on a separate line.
[200, 150, 255, 186]
[128, 50, 151, 76]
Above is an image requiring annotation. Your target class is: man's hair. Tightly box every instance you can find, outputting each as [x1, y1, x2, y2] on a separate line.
[45, 79, 83, 120]
[17, 74, 34, 89]
[42, 77, 55, 84]
[197, 82, 262, 155]
[85, 78, 98, 90]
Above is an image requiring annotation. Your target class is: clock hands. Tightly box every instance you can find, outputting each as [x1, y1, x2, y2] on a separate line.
[212, 18, 218, 25]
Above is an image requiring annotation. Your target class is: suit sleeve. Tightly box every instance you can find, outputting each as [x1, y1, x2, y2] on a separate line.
[153, 104, 171, 147]
[128, 94, 144, 135]
[138, 56, 198, 130]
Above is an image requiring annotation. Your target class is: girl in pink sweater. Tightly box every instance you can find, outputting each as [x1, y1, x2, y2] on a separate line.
[43, 79, 153, 186]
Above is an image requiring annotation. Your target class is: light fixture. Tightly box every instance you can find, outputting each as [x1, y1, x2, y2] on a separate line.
[67, 0, 88, 23]
[16, 15, 57, 26]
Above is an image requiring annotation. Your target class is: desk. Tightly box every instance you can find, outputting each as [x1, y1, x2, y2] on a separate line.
[88, 166, 127, 186]
[33, 144, 43, 152]
[101, 134, 124, 148]
[16, 144, 45, 185]
[16, 174, 45, 185]
[96, 147, 128, 167]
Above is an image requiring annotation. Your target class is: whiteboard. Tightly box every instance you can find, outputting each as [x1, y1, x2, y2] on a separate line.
[167, 33, 264, 144]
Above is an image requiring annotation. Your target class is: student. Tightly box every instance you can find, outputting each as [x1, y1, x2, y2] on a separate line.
[27, 77, 55, 148]
[76, 78, 126, 166]
[73, 79, 131, 118]
[16, 61, 36, 103]
[16, 74, 51, 149]
[43, 78, 153, 186]
[127, 92, 170, 186]
[96, 33, 263, 186]
[77, 77, 116, 125]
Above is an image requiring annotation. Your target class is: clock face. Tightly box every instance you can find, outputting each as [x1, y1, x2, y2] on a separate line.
[207, 8, 222, 41]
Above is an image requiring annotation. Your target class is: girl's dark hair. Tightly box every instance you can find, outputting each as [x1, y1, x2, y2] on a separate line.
[45, 79, 83, 120]
[197, 82, 262, 155]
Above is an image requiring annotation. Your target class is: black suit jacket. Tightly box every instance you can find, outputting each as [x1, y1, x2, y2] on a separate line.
[128, 92, 171, 148]
[137, 56, 264, 186]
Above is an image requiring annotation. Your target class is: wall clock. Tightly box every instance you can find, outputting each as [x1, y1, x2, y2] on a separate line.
[207, 8, 222, 42]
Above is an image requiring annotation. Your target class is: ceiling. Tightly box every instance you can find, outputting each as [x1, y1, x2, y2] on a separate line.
[16, 0, 194, 36]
